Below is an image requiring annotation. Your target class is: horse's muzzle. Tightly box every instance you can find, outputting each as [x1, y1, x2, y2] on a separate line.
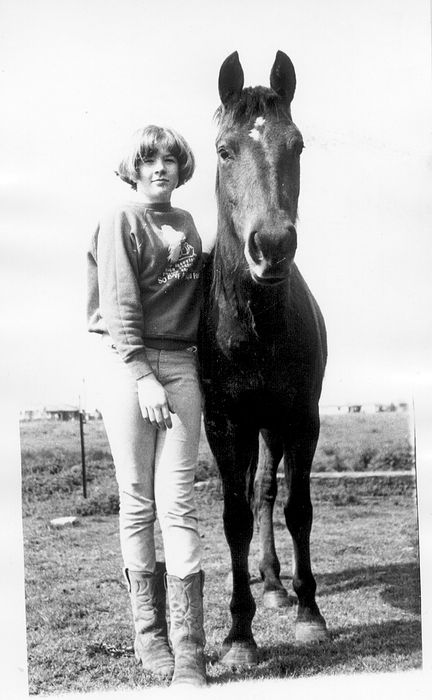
[245, 220, 297, 283]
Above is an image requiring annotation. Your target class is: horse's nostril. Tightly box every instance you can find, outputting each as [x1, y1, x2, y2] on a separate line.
[248, 231, 263, 263]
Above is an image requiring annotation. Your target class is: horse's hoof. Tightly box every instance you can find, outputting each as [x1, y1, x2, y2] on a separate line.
[263, 588, 293, 608]
[220, 641, 258, 667]
[295, 620, 328, 645]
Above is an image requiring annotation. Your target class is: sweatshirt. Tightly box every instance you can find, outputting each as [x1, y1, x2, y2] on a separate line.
[87, 201, 202, 380]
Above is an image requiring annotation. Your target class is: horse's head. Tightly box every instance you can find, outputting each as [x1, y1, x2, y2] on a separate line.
[216, 51, 302, 286]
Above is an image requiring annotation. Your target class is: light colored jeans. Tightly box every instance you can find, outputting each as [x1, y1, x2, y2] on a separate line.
[97, 336, 202, 578]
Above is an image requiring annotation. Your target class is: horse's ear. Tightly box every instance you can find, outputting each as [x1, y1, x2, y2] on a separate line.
[218, 51, 244, 106]
[270, 50, 296, 106]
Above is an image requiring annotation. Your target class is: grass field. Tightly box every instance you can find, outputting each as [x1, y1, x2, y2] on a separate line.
[20, 412, 414, 517]
[20, 413, 421, 695]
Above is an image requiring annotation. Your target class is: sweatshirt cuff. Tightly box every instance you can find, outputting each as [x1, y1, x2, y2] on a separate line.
[124, 351, 154, 381]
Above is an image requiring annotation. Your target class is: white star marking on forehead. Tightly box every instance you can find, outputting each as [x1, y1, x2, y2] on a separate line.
[249, 116, 266, 141]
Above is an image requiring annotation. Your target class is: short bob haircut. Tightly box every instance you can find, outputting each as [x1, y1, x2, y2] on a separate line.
[115, 125, 195, 190]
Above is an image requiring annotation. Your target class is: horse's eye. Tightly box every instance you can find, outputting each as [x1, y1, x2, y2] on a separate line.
[218, 147, 231, 161]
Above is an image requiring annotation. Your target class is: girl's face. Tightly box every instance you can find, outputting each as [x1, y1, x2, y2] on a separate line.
[135, 147, 179, 203]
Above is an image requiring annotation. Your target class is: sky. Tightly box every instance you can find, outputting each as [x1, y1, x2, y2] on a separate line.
[1, 2, 432, 697]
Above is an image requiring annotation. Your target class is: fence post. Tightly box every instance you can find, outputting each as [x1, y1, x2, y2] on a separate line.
[79, 410, 87, 498]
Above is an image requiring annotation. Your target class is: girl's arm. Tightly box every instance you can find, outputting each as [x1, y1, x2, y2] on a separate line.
[97, 209, 173, 429]
[97, 209, 152, 380]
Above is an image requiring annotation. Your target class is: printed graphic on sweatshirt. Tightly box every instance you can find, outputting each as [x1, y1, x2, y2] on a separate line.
[157, 224, 199, 284]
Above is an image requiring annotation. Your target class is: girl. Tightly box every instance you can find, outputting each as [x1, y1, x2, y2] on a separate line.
[86, 125, 206, 687]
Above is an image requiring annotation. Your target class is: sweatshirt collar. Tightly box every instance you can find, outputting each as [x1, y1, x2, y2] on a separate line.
[131, 201, 173, 211]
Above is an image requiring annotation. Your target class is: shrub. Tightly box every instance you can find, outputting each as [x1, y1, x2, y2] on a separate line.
[76, 490, 119, 516]
[356, 446, 377, 471]
[370, 445, 414, 471]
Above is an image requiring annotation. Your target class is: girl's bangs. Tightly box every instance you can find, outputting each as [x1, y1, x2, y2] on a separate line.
[137, 128, 180, 161]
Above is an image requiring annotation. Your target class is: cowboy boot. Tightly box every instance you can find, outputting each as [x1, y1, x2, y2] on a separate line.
[125, 561, 174, 679]
[166, 570, 207, 687]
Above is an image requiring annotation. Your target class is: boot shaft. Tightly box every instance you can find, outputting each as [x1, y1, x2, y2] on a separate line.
[125, 563, 174, 679]
[166, 570, 207, 687]
[166, 570, 205, 649]
[125, 562, 168, 635]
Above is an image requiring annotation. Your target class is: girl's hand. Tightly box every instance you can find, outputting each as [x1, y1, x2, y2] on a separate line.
[137, 374, 175, 430]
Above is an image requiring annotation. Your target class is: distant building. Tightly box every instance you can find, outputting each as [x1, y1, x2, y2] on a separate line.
[376, 403, 397, 413]
[362, 403, 377, 414]
[44, 404, 81, 421]
[20, 404, 101, 422]
[320, 402, 409, 416]
[85, 408, 102, 421]
[19, 405, 46, 421]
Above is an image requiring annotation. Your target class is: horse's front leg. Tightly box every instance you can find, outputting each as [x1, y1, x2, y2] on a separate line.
[283, 411, 328, 644]
[255, 430, 293, 608]
[205, 414, 259, 666]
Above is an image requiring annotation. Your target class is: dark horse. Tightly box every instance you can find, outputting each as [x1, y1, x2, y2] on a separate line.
[198, 50, 328, 666]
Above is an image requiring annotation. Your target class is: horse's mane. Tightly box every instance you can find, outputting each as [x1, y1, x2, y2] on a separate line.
[211, 196, 256, 338]
[214, 86, 289, 127]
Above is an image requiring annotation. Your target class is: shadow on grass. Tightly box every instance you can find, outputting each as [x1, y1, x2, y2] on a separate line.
[251, 560, 421, 615]
[80, 562, 421, 691]
[317, 561, 421, 614]
[211, 617, 421, 684]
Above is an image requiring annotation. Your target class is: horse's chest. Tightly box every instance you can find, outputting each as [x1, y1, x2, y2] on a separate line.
[209, 344, 313, 399]
[200, 276, 323, 406]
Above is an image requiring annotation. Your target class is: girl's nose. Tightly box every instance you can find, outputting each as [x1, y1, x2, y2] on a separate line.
[154, 158, 166, 173]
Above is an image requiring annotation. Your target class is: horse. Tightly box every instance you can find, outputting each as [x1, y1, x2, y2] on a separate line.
[198, 50, 328, 667]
